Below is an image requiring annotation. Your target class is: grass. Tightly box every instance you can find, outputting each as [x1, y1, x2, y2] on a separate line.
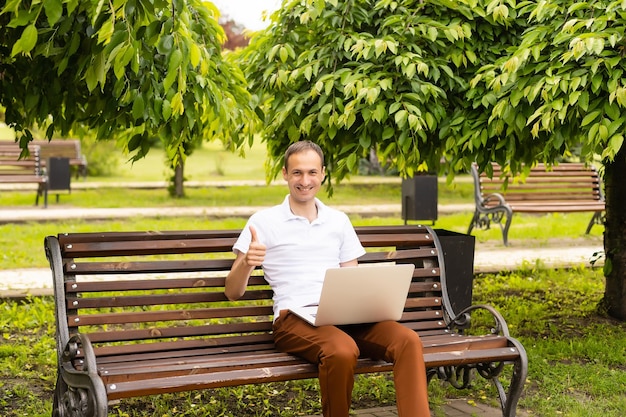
[1, 182, 407, 208]
[1, 267, 624, 416]
[91, 140, 270, 182]
[0, 174, 474, 208]
[471, 267, 626, 416]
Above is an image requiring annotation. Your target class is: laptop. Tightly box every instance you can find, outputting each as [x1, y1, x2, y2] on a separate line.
[289, 263, 415, 326]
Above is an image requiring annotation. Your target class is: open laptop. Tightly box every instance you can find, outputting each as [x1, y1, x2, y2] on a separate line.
[289, 263, 415, 326]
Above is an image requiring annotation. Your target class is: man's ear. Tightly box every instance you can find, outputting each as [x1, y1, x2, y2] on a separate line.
[282, 166, 287, 180]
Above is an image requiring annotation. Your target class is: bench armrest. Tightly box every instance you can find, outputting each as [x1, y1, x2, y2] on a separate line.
[480, 192, 507, 207]
[470, 163, 510, 209]
[57, 333, 108, 417]
[62, 333, 98, 373]
[448, 303, 512, 337]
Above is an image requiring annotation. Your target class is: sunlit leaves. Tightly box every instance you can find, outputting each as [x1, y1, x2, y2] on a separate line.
[239, 0, 626, 189]
[473, 0, 626, 170]
[10, 24, 37, 56]
[603, 134, 624, 160]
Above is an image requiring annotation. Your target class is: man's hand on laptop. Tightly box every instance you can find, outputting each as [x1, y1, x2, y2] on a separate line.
[245, 226, 266, 267]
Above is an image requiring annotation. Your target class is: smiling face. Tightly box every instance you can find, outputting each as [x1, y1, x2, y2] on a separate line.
[282, 148, 325, 206]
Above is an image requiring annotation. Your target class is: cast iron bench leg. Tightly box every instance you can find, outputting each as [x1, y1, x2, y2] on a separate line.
[502, 339, 528, 417]
[585, 212, 603, 234]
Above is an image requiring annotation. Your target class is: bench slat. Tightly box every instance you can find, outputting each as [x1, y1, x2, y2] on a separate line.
[66, 288, 273, 309]
[0, 175, 47, 183]
[68, 305, 275, 326]
[65, 259, 235, 274]
[93, 335, 277, 359]
[87, 320, 275, 344]
[62, 238, 237, 257]
[101, 351, 308, 381]
[61, 234, 436, 257]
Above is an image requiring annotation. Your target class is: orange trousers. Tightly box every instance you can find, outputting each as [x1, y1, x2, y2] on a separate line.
[272, 311, 430, 417]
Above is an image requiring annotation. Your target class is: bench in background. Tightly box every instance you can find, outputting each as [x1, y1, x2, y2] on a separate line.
[0, 143, 48, 207]
[32, 139, 88, 179]
[45, 226, 528, 417]
[469, 163, 605, 245]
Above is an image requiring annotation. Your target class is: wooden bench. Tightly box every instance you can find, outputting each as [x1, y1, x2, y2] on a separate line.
[0, 143, 48, 207]
[45, 226, 528, 417]
[469, 163, 605, 246]
[32, 139, 88, 179]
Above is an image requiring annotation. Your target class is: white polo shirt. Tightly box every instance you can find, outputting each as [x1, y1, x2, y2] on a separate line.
[233, 195, 366, 318]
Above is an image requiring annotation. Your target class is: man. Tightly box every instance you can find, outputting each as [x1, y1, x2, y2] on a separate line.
[225, 141, 430, 416]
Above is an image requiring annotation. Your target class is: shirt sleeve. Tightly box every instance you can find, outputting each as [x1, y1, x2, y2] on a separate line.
[232, 220, 253, 255]
[339, 215, 366, 263]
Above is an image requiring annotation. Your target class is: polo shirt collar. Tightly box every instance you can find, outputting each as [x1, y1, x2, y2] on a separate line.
[280, 195, 328, 223]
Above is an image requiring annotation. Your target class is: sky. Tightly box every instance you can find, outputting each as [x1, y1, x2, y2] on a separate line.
[211, 0, 282, 30]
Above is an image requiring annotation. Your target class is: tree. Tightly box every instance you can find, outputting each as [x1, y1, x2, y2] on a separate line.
[466, 0, 626, 320]
[0, 0, 257, 196]
[240, 0, 525, 182]
[240, 0, 626, 320]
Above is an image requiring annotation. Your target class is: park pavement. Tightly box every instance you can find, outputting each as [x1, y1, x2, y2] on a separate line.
[303, 399, 524, 416]
[1, 194, 601, 417]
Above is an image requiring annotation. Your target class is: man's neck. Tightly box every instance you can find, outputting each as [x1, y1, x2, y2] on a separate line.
[288, 197, 318, 222]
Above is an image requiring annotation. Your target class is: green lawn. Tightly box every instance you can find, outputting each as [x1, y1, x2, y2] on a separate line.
[0, 124, 14, 140]
[93, 140, 270, 182]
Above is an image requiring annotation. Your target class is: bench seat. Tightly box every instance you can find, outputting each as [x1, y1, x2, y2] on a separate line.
[46, 226, 527, 417]
[469, 162, 604, 245]
[89, 336, 518, 400]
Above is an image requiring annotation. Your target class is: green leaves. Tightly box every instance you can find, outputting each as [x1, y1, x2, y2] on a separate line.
[132, 95, 145, 121]
[467, 0, 626, 170]
[10, 24, 37, 56]
[242, 0, 626, 187]
[85, 53, 106, 92]
[43, 0, 64, 26]
[1, 0, 259, 180]
[242, 0, 493, 183]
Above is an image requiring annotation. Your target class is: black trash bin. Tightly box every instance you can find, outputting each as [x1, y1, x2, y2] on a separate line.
[47, 157, 71, 202]
[434, 229, 475, 318]
[401, 175, 438, 223]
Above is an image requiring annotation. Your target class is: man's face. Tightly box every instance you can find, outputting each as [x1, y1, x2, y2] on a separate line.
[282, 149, 325, 204]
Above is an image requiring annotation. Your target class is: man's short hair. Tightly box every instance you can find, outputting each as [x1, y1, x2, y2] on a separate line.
[283, 141, 325, 170]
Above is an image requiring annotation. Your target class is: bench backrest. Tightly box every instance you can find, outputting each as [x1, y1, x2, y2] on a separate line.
[45, 226, 452, 359]
[0, 144, 44, 177]
[31, 139, 83, 160]
[473, 162, 603, 202]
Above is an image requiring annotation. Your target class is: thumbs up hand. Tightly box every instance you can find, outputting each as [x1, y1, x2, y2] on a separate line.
[245, 225, 266, 267]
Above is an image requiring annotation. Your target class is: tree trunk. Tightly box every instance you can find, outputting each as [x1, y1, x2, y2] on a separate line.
[603, 149, 626, 320]
[173, 158, 185, 198]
